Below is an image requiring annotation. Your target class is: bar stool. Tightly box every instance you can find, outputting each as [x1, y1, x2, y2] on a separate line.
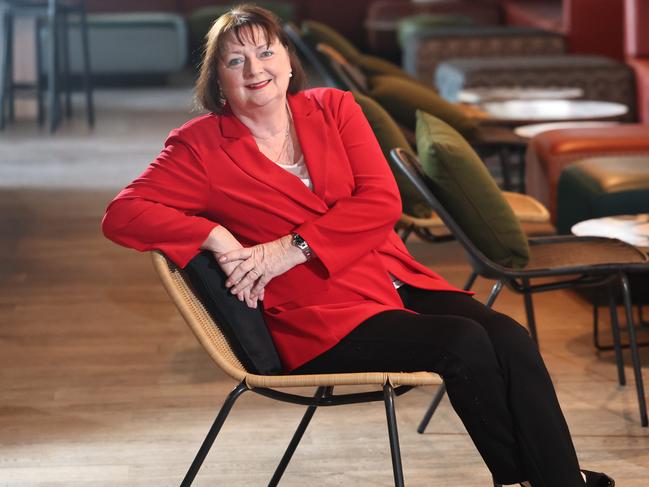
[0, 0, 94, 132]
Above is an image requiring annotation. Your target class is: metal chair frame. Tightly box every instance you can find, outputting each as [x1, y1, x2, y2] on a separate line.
[390, 147, 649, 428]
[152, 251, 446, 487]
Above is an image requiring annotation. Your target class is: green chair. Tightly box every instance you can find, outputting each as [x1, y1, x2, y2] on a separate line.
[352, 92, 552, 244]
[308, 37, 527, 191]
[390, 111, 649, 429]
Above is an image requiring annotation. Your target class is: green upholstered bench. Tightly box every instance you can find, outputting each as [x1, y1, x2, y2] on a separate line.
[556, 155, 649, 234]
[401, 24, 565, 86]
[434, 55, 637, 121]
[50, 12, 188, 77]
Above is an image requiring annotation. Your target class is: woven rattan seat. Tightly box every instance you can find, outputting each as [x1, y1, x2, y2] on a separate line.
[526, 237, 648, 271]
[152, 251, 442, 486]
[391, 148, 649, 430]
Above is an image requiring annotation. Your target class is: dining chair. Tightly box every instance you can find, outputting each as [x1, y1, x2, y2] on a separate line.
[151, 250, 446, 486]
[390, 145, 649, 429]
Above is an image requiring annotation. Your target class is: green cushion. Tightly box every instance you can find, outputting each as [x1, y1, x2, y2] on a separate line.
[369, 75, 478, 138]
[415, 111, 529, 268]
[302, 20, 361, 63]
[353, 92, 432, 218]
[397, 14, 474, 47]
[357, 55, 415, 80]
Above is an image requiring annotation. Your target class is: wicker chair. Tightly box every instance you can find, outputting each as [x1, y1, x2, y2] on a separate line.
[390, 148, 649, 430]
[151, 251, 444, 487]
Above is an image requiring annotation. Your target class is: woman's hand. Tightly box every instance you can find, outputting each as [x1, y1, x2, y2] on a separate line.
[201, 226, 262, 308]
[219, 234, 306, 299]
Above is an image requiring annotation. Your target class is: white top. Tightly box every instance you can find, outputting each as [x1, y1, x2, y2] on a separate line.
[276, 156, 404, 289]
[277, 155, 312, 190]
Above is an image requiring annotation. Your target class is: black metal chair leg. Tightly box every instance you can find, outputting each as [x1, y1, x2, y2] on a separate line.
[78, 0, 94, 127]
[180, 381, 249, 487]
[416, 383, 446, 434]
[384, 383, 405, 487]
[608, 283, 626, 386]
[620, 274, 648, 427]
[463, 271, 478, 291]
[498, 146, 513, 191]
[493, 477, 502, 487]
[268, 386, 331, 487]
[522, 278, 539, 344]
[486, 280, 504, 308]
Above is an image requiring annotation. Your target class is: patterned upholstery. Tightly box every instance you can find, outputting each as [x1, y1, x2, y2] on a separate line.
[435, 55, 637, 121]
[402, 25, 565, 84]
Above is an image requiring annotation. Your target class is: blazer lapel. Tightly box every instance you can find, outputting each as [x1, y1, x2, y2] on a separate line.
[217, 106, 328, 214]
[288, 92, 329, 200]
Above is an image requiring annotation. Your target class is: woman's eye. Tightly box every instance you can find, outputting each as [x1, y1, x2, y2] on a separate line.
[227, 58, 243, 67]
[260, 50, 273, 58]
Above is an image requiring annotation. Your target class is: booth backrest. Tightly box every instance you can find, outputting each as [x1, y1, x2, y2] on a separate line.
[625, 0, 649, 123]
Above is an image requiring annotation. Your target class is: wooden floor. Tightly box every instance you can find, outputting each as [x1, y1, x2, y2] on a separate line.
[1, 88, 649, 486]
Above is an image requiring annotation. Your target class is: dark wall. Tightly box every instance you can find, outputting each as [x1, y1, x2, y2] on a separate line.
[85, 0, 380, 50]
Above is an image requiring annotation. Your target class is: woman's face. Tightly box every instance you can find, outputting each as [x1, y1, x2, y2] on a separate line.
[217, 26, 292, 113]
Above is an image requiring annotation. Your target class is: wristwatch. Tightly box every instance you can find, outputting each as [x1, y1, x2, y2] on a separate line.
[291, 233, 313, 261]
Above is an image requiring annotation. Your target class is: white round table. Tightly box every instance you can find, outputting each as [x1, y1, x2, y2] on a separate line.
[514, 121, 621, 139]
[480, 99, 629, 125]
[571, 214, 649, 248]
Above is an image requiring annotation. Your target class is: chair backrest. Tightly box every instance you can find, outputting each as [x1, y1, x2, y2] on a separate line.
[283, 22, 345, 89]
[151, 251, 248, 382]
[389, 147, 514, 278]
[315, 43, 369, 93]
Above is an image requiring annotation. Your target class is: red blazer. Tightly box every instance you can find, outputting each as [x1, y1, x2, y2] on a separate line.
[102, 88, 465, 371]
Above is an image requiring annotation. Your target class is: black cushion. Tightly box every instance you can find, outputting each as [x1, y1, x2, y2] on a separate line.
[183, 251, 283, 375]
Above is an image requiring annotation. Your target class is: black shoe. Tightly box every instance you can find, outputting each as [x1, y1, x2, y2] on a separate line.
[582, 470, 615, 487]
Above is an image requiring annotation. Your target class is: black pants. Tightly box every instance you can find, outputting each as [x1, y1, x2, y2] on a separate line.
[294, 286, 585, 487]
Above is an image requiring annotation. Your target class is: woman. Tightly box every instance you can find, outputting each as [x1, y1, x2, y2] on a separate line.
[102, 5, 613, 487]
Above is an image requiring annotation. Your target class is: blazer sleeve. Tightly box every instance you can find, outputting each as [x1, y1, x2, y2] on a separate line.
[101, 129, 218, 268]
[294, 91, 402, 277]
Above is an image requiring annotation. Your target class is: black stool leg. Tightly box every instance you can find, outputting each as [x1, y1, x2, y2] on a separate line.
[35, 16, 45, 126]
[384, 383, 405, 487]
[2, 8, 15, 125]
[180, 381, 249, 487]
[608, 282, 626, 386]
[620, 273, 648, 427]
[47, 0, 60, 132]
[0, 7, 10, 129]
[78, 0, 94, 127]
[268, 386, 331, 487]
[60, 10, 71, 118]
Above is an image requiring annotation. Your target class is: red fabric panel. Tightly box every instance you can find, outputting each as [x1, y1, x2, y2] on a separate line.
[628, 59, 649, 123]
[565, 0, 625, 60]
[625, 0, 649, 57]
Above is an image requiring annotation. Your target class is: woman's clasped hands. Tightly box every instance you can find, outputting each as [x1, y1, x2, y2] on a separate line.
[218, 234, 307, 308]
